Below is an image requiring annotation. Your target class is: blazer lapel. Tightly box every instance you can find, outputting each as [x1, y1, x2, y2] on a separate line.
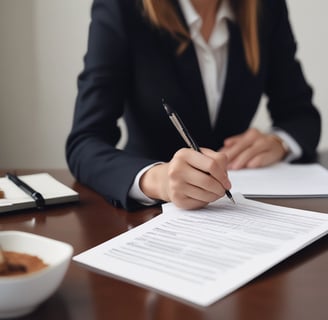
[157, 1, 214, 148]
[213, 20, 249, 148]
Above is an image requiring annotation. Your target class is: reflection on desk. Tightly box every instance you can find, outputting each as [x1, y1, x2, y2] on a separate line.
[0, 160, 328, 320]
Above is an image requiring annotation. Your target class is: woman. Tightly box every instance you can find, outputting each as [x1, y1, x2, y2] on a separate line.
[66, 0, 321, 211]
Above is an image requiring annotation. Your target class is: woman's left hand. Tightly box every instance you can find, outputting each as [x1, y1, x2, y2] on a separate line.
[219, 128, 288, 170]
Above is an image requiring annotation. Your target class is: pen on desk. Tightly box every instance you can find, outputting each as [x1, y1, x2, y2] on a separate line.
[162, 99, 235, 204]
[6, 173, 45, 209]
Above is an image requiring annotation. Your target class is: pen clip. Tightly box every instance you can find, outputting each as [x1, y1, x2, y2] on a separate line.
[162, 100, 200, 152]
[169, 114, 194, 149]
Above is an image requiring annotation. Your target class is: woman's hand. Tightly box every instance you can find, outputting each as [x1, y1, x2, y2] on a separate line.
[140, 148, 231, 210]
[219, 128, 288, 170]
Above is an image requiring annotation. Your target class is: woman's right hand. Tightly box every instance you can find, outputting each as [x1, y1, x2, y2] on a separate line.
[140, 148, 231, 210]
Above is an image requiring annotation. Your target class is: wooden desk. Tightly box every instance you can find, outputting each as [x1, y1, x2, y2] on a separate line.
[1, 159, 328, 320]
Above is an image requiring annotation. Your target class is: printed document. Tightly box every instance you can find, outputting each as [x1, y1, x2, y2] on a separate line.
[73, 194, 328, 306]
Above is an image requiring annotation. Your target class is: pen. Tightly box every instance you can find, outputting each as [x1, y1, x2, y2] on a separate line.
[6, 173, 45, 209]
[162, 99, 235, 204]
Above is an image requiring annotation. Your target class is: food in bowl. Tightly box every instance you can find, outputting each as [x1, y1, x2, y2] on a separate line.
[0, 249, 48, 276]
[0, 231, 73, 319]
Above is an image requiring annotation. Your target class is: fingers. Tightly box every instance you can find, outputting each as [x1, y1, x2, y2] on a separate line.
[199, 148, 231, 190]
[220, 128, 287, 170]
[166, 148, 231, 210]
[220, 128, 260, 164]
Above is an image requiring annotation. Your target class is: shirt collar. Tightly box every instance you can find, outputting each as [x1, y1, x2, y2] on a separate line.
[178, 0, 234, 33]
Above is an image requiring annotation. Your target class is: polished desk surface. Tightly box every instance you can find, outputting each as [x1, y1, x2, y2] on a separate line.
[1, 155, 328, 320]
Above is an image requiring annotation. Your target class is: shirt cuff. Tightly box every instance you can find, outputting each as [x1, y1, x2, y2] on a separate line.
[128, 162, 163, 206]
[271, 128, 302, 162]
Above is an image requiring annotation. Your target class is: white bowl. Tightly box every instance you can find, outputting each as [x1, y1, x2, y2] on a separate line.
[0, 230, 73, 319]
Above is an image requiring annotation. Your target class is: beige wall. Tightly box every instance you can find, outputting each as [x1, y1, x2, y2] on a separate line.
[0, 0, 327, 169]
[0, 0, 92, 169]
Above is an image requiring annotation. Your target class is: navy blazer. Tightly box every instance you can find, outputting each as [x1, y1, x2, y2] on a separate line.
[66, 0, 321, 210]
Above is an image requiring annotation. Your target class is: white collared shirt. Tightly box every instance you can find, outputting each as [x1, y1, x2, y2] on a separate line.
[178, 0, 234, 126]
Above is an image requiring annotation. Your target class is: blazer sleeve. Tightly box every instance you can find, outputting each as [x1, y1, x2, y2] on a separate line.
[264, 0, 321, 162]
[65, 0, 158, 211]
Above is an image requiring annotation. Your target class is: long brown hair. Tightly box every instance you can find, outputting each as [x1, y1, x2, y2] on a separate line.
[142, 0, 259, 74]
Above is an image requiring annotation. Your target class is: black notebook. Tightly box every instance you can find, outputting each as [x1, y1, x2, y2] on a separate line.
[0, 173, 79, 213]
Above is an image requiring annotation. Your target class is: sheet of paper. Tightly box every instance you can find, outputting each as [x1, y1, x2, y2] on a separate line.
[228, 163, 328, 197]
[73, 194, 328, 306]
